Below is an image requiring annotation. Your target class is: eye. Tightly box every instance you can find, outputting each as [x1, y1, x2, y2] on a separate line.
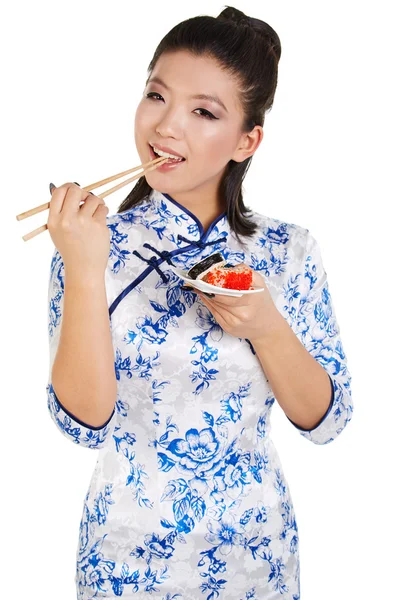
[193, 108, 217, 120]
[145, 92, 217, 120]
[146, 92, 163, 101]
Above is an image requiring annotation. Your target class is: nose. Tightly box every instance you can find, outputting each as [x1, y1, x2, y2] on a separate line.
[155, 105, 184, 139]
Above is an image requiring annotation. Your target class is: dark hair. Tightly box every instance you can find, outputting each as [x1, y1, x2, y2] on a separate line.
[117, 5, 281, 244]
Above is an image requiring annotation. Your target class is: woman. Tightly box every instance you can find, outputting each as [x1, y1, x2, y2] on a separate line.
[46, 6, 353, 599]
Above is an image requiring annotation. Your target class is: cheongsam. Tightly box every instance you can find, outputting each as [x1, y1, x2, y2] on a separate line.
[46, 188, 353, 599]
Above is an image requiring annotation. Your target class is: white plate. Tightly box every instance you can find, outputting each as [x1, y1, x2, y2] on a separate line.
[169, 265, 264, 297]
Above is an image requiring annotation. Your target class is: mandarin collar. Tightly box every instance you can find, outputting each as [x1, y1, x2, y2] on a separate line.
[148, 188, 229, 243]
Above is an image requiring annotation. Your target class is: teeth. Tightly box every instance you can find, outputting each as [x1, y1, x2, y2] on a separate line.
[151, 144, 183, 160]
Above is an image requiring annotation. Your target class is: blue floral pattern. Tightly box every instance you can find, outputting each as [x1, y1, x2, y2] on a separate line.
[46, 189, 353, 598]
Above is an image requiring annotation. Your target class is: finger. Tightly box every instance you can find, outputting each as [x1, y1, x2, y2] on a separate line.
[48, 182, 77, 217]
[92, 203, 110, 221]
[79, 193, 107, 217]
[199, 293, 253, 324]
[252, 271, 267, 287]
[48, 182, 94, 218]
[206, 293, 252, 308]
[202, 299, 239, 319]
[198, 294, 227, 328]
[61, 184, 90, 218]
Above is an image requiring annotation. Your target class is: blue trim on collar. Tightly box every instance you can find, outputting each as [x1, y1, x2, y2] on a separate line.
[108, 191, 229, 318]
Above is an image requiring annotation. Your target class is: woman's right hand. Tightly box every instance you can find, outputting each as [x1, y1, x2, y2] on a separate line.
[47, 182, 111, 280]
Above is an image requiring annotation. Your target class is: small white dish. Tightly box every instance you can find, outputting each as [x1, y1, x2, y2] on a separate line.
[169, 265, 264, 297]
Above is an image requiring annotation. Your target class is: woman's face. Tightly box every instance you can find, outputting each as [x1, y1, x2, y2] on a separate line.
[134, 50, 261, 198]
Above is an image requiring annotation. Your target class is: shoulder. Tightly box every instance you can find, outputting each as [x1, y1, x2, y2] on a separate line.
[249, 209, 311, 249]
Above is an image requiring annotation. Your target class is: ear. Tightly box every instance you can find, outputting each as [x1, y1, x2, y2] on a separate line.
[232, 125, 263, 162]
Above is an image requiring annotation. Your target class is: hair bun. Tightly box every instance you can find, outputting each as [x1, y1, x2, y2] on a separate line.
[218, 6, 251, 28]
[234, 15, 252, 28]
[217, 6, 281, 61]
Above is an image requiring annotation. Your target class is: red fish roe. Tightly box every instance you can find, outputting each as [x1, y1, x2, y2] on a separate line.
[204, 265, 253, 290]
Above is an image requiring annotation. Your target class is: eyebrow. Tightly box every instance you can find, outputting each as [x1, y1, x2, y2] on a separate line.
[146, 76, 228, 113]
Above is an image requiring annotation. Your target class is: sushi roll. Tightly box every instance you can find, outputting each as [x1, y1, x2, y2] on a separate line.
[187, 253, 253, 290]
[204, 263, 253, 290]
[187, 252, 227, 280]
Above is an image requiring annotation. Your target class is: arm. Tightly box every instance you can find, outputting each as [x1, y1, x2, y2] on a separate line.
[251, 232, 353, 445]
[47, 249, 118, 449]
[251, 313, 334, 429]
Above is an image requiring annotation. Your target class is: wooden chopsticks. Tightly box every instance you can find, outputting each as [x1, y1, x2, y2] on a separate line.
[16, 155, 168, 242]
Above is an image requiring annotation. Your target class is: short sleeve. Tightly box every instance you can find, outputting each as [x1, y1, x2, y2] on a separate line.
[46, 248, 117, 449]
[287, 232, 354, 444]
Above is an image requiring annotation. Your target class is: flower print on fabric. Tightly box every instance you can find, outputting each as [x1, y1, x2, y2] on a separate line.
[45, 189, 353, 599]
[46, 250, 118, 450]
[290, 233, 353, 444]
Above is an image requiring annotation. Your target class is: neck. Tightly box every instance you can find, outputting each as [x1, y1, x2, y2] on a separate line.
[165, 179, 226, 233]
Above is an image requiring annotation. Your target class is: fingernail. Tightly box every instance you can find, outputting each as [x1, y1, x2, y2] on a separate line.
[49, 183, 56, 193]
[180, 285, 194, 291]
[73, 181, 81, 186]
[203, 292, 215, 298]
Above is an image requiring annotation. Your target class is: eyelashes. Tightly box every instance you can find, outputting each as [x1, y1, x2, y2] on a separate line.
[194, 108, 218, 120]
[145, 92, 218, 120]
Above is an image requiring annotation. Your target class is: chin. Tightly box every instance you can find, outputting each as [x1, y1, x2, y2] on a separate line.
[145, 175, 182, 195]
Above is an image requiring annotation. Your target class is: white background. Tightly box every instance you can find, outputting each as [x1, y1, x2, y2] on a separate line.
[2, 1, 399, 598]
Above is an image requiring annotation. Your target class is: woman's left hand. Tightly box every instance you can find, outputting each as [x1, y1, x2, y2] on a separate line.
[196, 268, 282, 343]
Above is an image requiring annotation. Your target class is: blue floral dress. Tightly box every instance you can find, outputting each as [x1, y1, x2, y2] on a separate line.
[46, 188, 353, 599]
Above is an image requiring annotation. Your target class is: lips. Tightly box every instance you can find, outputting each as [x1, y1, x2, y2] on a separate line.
[148, 144, 186, 171]
[149, 142, 185, 160]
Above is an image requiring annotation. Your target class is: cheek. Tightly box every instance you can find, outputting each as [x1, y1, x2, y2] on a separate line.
[191, 129, 237, 170]
[134, 104, 157, 158]
[134, 104, 143, 128]
[134, 101, 153, 136]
